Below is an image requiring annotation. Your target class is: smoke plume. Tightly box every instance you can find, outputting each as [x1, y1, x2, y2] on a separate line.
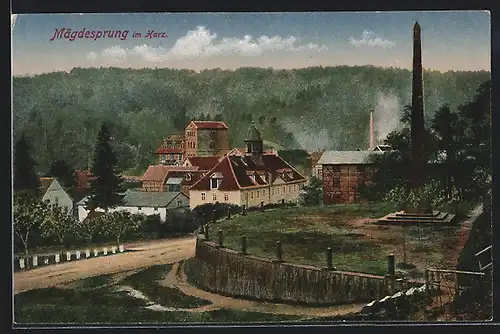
[279, 118, 331, 151]
[374, 92, 402, 144]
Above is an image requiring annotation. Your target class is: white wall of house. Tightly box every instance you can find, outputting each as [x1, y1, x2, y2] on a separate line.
[77, 205, 168, 222]
[77, 193, 189, 222]
[42, 180, 74, 215]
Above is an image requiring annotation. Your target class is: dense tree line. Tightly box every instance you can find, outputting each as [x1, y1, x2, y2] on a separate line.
[361, 80, 491, 206]
[13, 66, 489, 175]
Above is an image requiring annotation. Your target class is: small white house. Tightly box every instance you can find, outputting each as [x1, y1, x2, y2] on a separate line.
[40, 177, 74, 215]
[76, 190, 189, 222]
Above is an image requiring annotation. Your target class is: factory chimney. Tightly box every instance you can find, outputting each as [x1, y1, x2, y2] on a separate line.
[369, 109, 375, 150]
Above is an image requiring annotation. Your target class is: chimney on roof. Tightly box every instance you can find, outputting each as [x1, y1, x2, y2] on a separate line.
[369, 109, 375, 150]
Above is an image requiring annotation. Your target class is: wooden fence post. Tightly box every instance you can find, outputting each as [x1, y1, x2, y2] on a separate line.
[241, 235, 247, 254]
[217, 230, 223, 248]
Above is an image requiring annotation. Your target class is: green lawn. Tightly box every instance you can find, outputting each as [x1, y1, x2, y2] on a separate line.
[206, 203, 464, 276]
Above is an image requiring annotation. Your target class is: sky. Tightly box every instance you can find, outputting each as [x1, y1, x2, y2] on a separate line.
[11, 11, 491, 76]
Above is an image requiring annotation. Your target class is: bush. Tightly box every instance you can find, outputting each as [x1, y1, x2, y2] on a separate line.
[160, 208, 204, 237]
[192, 203, 241, 222]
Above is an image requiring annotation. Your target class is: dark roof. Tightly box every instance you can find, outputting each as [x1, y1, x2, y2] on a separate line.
[246, 125, 262, 141]
[185, 156, 220, 170]
[190, 153, 306, 191]
[122, 190, 186, 207]
[190, 121, 228, 129]
[39, 177, 55, 195]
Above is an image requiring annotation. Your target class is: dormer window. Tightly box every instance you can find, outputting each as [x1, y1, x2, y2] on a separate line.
[185, 173, 192, 181]
[210, 172, 223, 190]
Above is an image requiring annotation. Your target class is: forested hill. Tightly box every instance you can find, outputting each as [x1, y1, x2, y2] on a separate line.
[12, 66, 490, 175]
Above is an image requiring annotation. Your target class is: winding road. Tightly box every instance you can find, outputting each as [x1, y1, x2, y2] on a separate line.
[13, 236, 196, 294]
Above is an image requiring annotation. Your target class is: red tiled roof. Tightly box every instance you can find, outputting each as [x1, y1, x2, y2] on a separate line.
[185, 156, 220, 171]
[155, 147, 184, 154]
[191, 121, 229, 129]
[190, 154, 306, 191]
[141, 165, 199, 182]
[75, 170, 95, 189]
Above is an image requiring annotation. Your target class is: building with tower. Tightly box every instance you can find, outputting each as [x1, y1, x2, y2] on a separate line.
[188, 124, 307, 209]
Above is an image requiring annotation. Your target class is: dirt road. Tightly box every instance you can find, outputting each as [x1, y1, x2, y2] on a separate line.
[13, 236, 196, 294]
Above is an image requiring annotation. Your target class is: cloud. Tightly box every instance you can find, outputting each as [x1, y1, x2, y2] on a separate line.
[11, 14, 17, 33]
[349, 30, 395, 48]
[87, 26, 328, 63]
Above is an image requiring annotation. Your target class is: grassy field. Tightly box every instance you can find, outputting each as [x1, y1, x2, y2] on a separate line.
[207, 203, 468, 277]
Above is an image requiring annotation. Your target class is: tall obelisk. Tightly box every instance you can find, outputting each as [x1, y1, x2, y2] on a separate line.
[410, 22, 425, 190]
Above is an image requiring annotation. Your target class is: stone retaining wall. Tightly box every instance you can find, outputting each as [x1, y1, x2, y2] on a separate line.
[189, 238, 407, 305]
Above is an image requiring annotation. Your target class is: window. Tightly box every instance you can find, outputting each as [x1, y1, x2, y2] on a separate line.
[138, 206, 142, 211]
[55, 197, 59, 205]
[177, 200, 182, 207]
[277, 188, 280, 195]
[211, 178, 219, 189]
[154, 207, 158, 211]
[289, 186, 292, 192]
[224, 193, 229, 201]
[212, 193, 217, 201]
[201, 193, 206, 201]
[251, 192, 254, 199]
[257, 191, 259, 198]
[294, 184, 296, 192]
[272, 188, 274, 195]
[283, 186, 286, 193]
[185, 173, 192, 181]
[262, 189, 266, 196]
[245, 193, 248, 200]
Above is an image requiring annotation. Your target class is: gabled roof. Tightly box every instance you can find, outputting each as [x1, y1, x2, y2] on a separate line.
[121, 190, 187, 207]
[39, 177, 55, 196]
[184, 156, 220, 170]
[141, 165, 199, 182]
[189, 121, 229, 130]
[316, 150, 382, 165]
[190, 153, 306, 191]
[77, 191, 188, 208]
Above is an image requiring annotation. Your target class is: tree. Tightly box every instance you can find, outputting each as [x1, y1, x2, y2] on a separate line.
[46, 159, 77, 189]
[40, 205, 78, 246]
[100, 211, 144, 246]
[75, 214, 104, 244]
[299, 177, 323, 206]
[14, 133, 40, 195]
[431, 106, 460, 199]
[85, 122, 125, 212]
[13, 192, 48, 260]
